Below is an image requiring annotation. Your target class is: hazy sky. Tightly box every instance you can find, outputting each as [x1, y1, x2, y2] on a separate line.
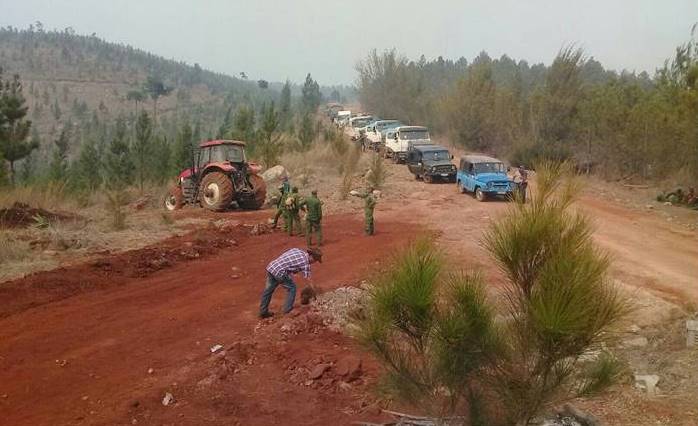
[3, 0, 696, 85]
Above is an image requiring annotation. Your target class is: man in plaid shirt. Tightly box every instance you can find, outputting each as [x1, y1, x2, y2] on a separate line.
[259, 247, 322, 318]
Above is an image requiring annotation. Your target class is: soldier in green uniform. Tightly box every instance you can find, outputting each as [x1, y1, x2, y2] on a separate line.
[285, 187, 303, 236]
[302, 190, 323, 246]
[271, 184, 287, 229]
[351, 185, 377, 236]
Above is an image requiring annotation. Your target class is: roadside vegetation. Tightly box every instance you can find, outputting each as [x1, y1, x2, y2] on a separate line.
[356, 27, 698, 183]
[353, 162, 629, 425]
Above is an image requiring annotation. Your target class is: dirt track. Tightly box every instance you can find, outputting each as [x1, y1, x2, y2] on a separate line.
[1, 160, 697, 425]
[0, 213, 414, 425]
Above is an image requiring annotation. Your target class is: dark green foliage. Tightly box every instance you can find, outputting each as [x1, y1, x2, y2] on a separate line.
[143, 74, 173, 124]
[72, 137, 102, 191]
[354, 238, 501, 421]
[133, 111, 153, 191]
[105, 117, 133, 189]
[231, 105, 256, 142]
[0, 70, 38, 185]
[149, 134, 171, 183]
[301, 73, 321, 114]
[256, 102, 282, 168]
[171, 121, 193, 174]
[279, 80, 292, 128]
[297, 113, 315, 150]
[49, 126, 71, 182]
[482, 162, 629, 424]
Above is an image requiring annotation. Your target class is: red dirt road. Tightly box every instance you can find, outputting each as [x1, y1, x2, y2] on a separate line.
[0, 214, 413, 426]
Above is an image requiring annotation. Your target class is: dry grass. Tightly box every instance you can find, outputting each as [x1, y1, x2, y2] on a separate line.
[0, 231, 31, 264]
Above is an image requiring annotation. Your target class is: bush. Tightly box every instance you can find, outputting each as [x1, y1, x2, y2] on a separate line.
[353, 238, 502, 421]
[482, 161, 629, 424]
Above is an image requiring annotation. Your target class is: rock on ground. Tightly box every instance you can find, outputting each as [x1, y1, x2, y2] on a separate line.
[261, 165, 288, 183]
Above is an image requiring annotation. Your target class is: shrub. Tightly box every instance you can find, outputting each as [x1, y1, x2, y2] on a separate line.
[353, 238, 502, 421]
[482, 161, 629, 424]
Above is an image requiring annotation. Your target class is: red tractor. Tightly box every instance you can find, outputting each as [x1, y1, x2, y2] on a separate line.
[164, 140, 267, 212]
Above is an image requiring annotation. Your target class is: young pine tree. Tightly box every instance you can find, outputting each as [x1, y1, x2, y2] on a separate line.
[105, 117, 133, 189]
[132, 111, 153, 192]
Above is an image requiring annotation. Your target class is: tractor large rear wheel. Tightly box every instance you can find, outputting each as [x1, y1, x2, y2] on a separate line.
[239, 174, 267, 210]
[200, 172, 234, 211]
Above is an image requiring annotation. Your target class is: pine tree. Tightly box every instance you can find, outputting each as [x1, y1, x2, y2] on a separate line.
[73, 137, 102, 191]
[49, 126, 71, 183]
[105, 117, 133, 189]
[133, 111, 153, 191]
[0, 71, 38, 186]
[279, 80, 292, 127]
[171, 122, 193, 174]
[301, 73, 321, 114]
[150, 134, 171, 183]
[298, 113, 315, 150]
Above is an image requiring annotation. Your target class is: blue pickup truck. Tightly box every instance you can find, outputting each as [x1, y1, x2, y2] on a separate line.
[456, 155, 514, 201]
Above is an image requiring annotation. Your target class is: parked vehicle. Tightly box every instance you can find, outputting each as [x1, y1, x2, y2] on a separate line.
[334, 110, 351, 127]
[406, 144, 456, 183]
[345, 115, 374, 140]
[164, 140, 267, 212]
[363, 119, 402, 151]
[325, 103, 343, 119]
[384, 126, 431, 163]
[456, 155, 514, 201]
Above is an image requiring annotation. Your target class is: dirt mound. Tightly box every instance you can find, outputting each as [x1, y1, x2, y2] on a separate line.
[0, 202, 76, 229]
[0, 220, 246, 318]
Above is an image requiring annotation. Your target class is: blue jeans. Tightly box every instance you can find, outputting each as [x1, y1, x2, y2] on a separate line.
[259, 272, 297, 315]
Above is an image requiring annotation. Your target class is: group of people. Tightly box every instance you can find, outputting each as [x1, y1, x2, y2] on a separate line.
[270, 176, 324, 246]
[259, 176, 380, 318]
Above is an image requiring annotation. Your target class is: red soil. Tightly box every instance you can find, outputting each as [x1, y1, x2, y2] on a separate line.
[0, 213, 414, 425]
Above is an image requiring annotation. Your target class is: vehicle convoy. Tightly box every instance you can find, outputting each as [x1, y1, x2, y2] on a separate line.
[406, 144, 457, 183]
[164, 140, 267, 212]
[384, 126, 431, 163]
[345, 115, 374, 140]
[456, 154, 514, 201]
[363, 119, 402, 151]
[325, 103, 343, 119]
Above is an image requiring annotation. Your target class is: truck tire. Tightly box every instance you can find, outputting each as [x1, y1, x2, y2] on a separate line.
[200, 172, 234, 211]
[424, 174, 433, 184]
[238, 174, 267, 210]
[164, 185, 184, 211]
[475, 187, 486, 202]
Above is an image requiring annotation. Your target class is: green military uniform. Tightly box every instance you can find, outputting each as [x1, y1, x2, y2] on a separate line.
[272, 182, 290, 229]
[363, 191, 377, 235]
[285, 187, 303, 236]
[302, 191, 323, 246]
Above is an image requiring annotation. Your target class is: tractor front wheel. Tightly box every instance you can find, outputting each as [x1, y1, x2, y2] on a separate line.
[238, 174, 267, 210]
[200, 172, 234, 211]
[164, 186, 184, 211]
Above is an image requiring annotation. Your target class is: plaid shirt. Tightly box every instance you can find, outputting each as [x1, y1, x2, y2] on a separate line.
[266, 248, 311, 280]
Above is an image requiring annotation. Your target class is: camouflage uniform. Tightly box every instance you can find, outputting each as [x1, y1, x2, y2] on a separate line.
[364, 192, 376, 235]
[353, 187, 377, 236]
[285, 187, 303, 236]
[272, 181, 290, 229]
[302, 191, 323, 246]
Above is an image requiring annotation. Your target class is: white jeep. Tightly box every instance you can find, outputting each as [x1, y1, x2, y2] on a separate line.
[344, 115, 374, 140]
[363, 119, 401, 151]
[384, 126, 431, 163]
